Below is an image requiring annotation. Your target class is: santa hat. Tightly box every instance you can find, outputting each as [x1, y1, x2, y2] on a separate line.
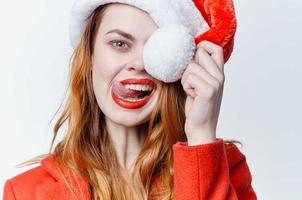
[69, 0, 237, 83]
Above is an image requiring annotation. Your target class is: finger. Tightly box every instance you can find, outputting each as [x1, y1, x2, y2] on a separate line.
[197, 41, 224, 70]
[182, 62, 220, 90]
[194, 48, 225, 83]
[182, 72, 217, 99]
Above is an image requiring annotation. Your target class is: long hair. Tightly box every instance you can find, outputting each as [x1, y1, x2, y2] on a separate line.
[19, 3, 241, 200]
[51, 4, 187, 199]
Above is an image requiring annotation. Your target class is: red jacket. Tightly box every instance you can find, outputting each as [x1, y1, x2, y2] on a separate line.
[3, 138, 257, 199]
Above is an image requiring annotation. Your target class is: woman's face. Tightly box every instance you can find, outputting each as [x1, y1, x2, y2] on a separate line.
[92, 3, 162, 127]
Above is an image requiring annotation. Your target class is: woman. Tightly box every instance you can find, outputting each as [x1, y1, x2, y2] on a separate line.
[3, 0, 257, 199]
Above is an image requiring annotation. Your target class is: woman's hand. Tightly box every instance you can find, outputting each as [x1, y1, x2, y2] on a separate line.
[181, 41, 225, 146]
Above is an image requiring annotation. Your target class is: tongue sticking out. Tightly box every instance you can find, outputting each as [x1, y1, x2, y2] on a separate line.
[112, 81, 145, 99]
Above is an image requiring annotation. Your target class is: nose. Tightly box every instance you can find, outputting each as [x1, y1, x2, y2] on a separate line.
[126, 48, 145, 72]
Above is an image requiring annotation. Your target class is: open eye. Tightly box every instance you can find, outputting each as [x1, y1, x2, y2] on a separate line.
[111, 40, 130, 50]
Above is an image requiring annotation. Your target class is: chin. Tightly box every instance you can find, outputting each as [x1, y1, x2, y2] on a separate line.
[108, 114, 150, 127]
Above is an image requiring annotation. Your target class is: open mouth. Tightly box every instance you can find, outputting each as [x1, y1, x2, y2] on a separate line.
[112, 79, 156, 108]
[116, 83, 156, 102]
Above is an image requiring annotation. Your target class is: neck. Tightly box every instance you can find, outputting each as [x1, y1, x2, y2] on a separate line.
[105, 118, 148, 171]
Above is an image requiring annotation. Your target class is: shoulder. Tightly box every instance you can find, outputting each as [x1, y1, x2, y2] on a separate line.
[3, 155, 84, 200]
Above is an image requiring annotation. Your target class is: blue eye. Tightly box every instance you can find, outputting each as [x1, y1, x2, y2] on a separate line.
[111, 40, 129, 50]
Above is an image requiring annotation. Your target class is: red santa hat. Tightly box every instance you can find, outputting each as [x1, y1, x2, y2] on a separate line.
[69, 0, 237, 83]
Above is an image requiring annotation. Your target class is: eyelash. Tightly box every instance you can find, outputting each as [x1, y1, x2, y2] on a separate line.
[110, 40, 130, 50]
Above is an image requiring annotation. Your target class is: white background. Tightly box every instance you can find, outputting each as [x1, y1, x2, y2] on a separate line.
[0, 0, 301, 199]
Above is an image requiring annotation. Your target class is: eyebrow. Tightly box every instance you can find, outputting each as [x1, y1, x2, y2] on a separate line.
[105, 29, 136, 42]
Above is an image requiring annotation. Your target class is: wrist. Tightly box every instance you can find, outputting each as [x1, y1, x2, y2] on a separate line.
[186, 129, 216, 146]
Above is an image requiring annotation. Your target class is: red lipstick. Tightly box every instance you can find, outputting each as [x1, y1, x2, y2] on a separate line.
[111, 78, 157, 109]
[120, 78, 156, 87]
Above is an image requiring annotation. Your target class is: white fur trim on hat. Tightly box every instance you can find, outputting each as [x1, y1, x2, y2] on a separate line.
[69, 0, 209, 82]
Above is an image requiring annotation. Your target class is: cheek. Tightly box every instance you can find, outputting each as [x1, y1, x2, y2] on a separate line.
[92, 59, 113, 101]
[92, 45, 124, 98]
[92, 47, 121, 84]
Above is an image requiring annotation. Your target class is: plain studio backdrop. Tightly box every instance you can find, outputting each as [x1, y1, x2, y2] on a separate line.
[0, 0, 301, 199]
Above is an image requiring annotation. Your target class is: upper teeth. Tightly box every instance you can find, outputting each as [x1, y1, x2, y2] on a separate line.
[124, 84, 153, 91]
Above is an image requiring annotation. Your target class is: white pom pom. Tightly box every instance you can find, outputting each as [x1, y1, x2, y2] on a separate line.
[143, 24, 196, 83]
